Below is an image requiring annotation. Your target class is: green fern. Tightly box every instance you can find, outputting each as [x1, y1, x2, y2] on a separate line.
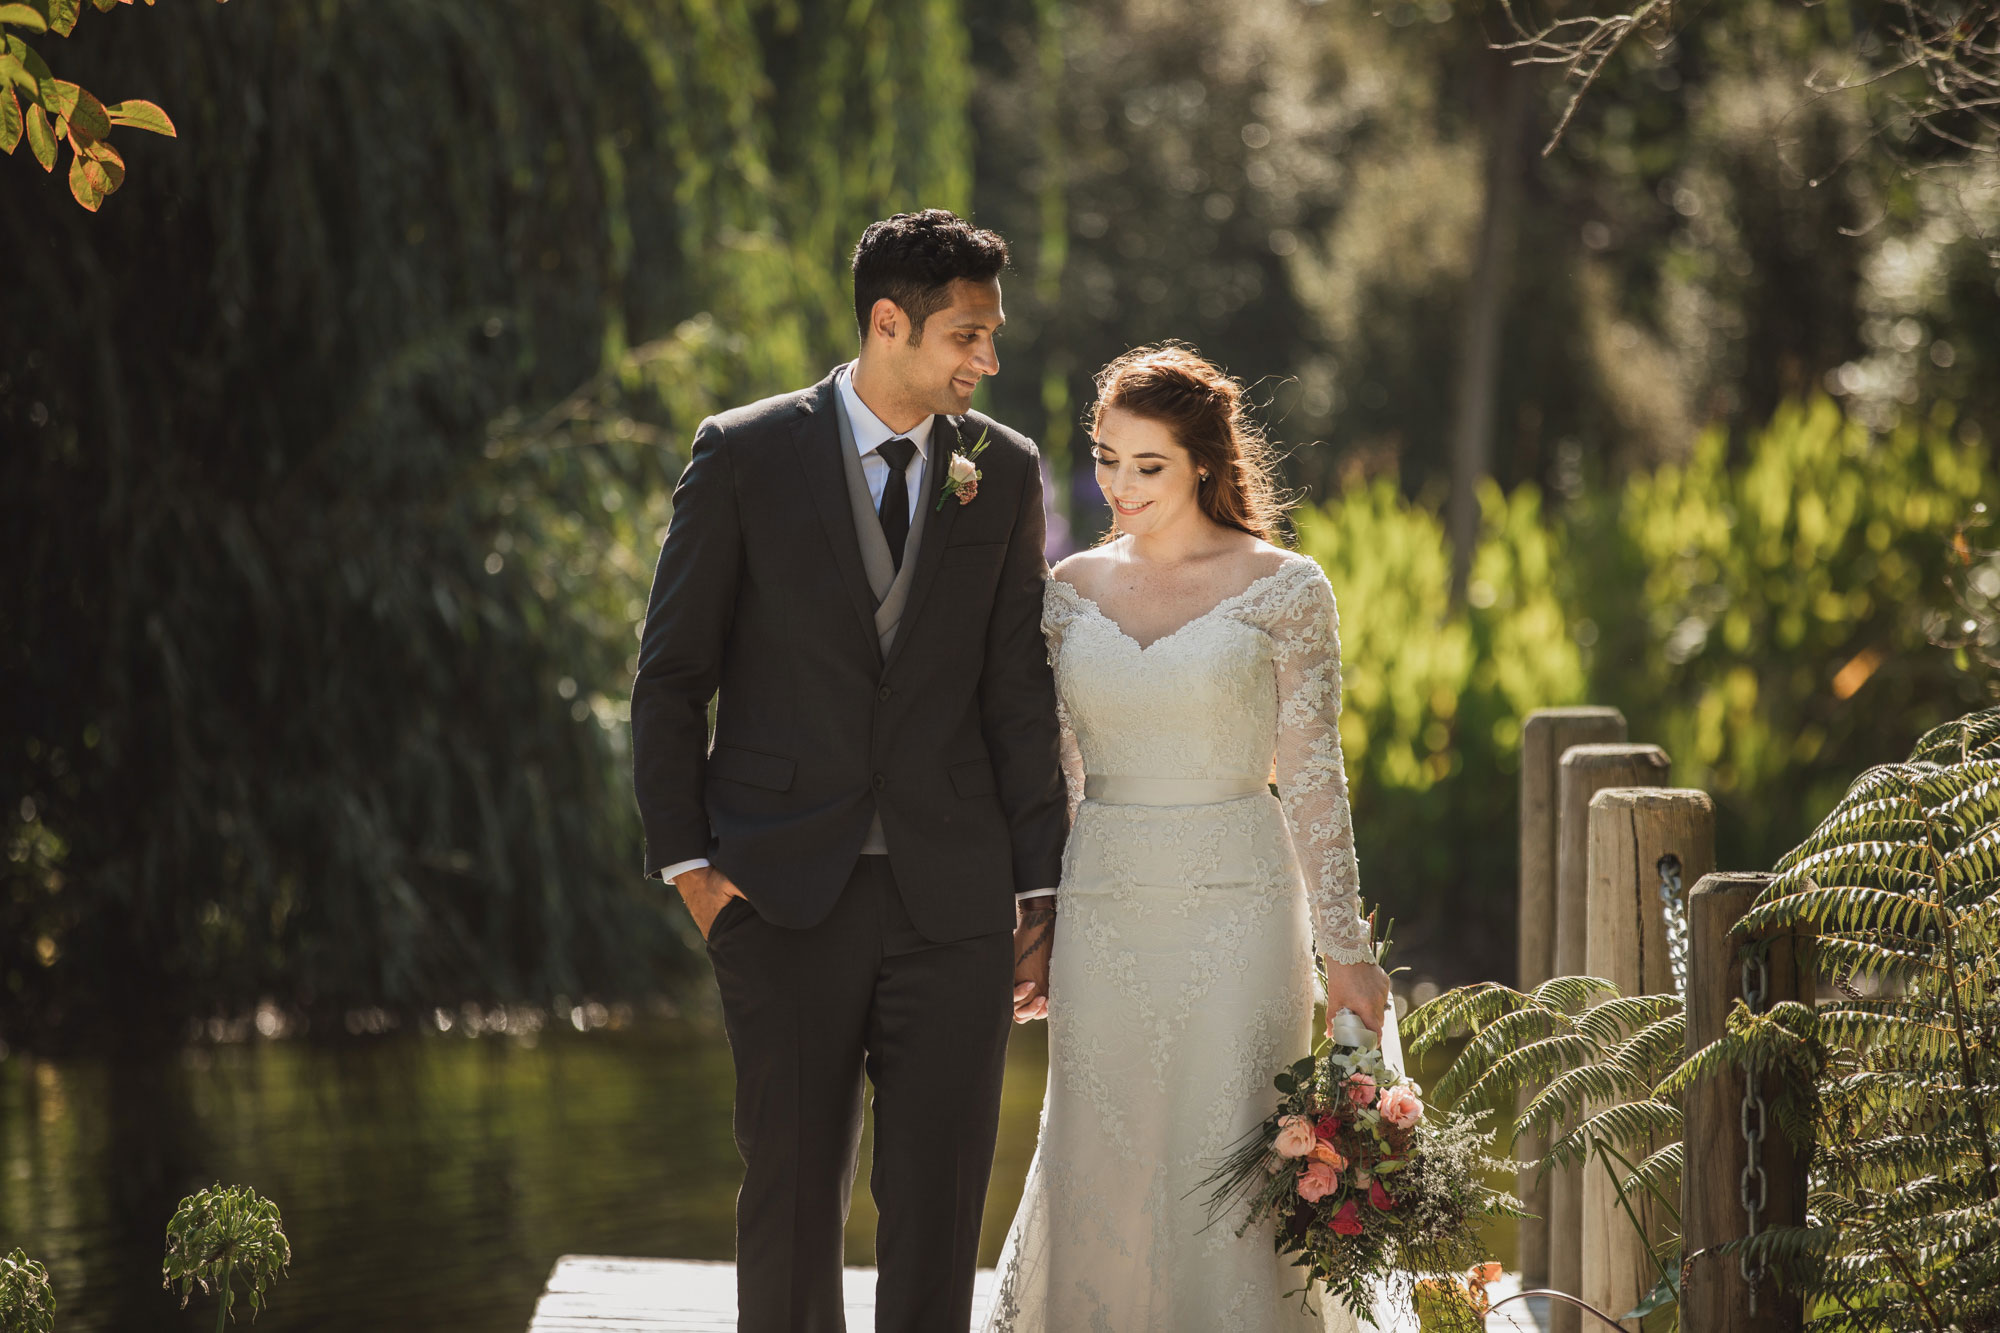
[1410, 705, 2000, 1331]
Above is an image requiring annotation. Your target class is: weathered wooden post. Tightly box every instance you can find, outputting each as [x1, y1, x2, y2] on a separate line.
[1684, 873, 1811, 1332]
[1517, 707, 1627, 1286]
[1548, 743, 1669, 1333]
[1582, 788, 1714, 1326]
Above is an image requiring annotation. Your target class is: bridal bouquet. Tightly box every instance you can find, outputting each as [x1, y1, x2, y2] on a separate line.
[1197, 1011, 1517, 1330]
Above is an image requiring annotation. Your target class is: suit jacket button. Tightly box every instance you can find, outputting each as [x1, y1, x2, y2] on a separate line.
[878, 685, 893, 702]
[873, 773, 887, 791]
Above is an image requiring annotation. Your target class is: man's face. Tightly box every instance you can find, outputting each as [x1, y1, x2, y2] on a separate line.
[889, 277, 1004, 417]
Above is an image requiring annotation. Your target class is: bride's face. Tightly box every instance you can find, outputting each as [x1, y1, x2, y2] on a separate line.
[1091, 407, 1202, 537]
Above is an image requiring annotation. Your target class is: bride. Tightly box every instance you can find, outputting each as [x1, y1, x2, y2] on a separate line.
[987, 343, 1400, 1331]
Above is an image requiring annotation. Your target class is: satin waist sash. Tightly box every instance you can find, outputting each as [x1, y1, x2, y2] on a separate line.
[1082, 774, 1271, 807]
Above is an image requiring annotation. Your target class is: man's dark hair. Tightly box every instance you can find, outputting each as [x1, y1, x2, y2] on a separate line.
[851, 209, 1009, 345]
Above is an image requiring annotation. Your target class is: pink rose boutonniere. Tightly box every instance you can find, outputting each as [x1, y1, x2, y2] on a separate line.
[937, 430, 990, 509]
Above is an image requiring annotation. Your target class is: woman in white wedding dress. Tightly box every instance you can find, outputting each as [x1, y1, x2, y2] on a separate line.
[987, 344, 1401, 1333]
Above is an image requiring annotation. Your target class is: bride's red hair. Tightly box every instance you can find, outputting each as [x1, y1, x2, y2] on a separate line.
[1087, 342, 1291, 543]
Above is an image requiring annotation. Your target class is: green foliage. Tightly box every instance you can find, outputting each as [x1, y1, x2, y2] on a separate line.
[0, 0, 192, 210]
[1577, 397, 1999, 878]
[0, 0, 976, 1043]
[1726, 706, 2000, 1330]
[1414, 704, 2000, 1330]
[162, 1183, 289, 1332]
[0, 1248, 56, 1333]
[1296, 478, 1587, 977]
[1290, 393, 1998, 982]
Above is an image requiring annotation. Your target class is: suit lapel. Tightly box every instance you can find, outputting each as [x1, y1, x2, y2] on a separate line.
[881, 414, 962, 678]
[792, 377, 882, 658]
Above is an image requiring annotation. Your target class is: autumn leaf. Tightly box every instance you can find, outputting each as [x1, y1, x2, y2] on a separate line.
[66, 142, 100, 206]
[105, 96, 172, 136]
[63, 81, 106, 141]
[0, 83, 18, 153]
[0, 4, 49, 34]
[23, 93, 52, 168]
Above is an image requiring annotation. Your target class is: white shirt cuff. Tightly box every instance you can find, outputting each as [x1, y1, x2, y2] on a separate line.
[659, 857, 710, 884]
[1016, 888, 1057, 902]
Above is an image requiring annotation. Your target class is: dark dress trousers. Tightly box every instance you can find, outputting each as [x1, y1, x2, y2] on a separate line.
[631, 367, 1066, 1331]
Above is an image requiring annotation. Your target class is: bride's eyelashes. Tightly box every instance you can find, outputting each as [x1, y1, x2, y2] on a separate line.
[1090, 450, 1163, 477]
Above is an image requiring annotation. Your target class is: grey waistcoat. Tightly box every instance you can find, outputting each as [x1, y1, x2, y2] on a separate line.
[832, 389, 932, 854]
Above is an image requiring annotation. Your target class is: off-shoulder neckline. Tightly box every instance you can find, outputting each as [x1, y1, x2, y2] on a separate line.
[1045, 555, 1321, 653]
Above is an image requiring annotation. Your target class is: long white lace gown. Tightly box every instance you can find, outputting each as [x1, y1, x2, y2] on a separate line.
[985, 556, 1401, 1333]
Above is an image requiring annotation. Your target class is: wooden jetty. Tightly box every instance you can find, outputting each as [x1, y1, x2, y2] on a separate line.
[525, 1257, 1547, 1330]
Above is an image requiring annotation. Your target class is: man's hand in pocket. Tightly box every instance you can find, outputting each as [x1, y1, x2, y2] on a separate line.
[675, 865, 747, 940]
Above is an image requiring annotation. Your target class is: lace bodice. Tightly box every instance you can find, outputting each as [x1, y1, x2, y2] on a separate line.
[1041, 557, 1374, 964]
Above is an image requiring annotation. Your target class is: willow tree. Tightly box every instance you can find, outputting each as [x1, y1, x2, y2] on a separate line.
[0, 0, 973, 1045]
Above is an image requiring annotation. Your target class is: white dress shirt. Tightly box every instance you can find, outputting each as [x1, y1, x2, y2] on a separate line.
[663, 367, 1053, 904]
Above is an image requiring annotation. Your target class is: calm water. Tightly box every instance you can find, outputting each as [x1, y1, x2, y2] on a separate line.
[0, 1010, 1051, 1332]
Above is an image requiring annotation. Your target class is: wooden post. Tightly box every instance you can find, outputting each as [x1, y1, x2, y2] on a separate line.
[1683, 873, 1811, 1332]
[1517, 707, 1626, 1286]
[1581, 788, 1714, 1327]
[1548, 743, 1669, 1333]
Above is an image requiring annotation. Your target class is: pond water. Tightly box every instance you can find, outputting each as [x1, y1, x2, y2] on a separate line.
[0, 1008, 1050, 1332]
[2, 1001, 1501, 1332]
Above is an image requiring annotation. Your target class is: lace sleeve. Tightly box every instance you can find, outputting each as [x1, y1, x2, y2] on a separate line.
[1266, 563, 1375, 964]
[1041, 580, 1087, 826]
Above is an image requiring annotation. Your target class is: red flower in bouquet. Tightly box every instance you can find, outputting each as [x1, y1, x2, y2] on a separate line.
[1330, 1199, 1365, 1236]
[1313, 1114, 1342, 1141]
[1369, 1179, 1397, 1211]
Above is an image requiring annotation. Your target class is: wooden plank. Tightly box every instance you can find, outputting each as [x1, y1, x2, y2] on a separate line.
[526, 1257, 1547, 1330]
[1581, 787, 1713, 1327]
[1682, 874, 1809, 1331]
[1549, 743, 1669, 1333]
[1516, 707, 1628, 1286]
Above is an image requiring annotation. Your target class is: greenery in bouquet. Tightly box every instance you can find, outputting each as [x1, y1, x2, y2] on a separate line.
[1198, 1013, 1520, 1329]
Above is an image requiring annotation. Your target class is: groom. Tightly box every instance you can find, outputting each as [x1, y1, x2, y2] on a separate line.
[632, 209, 1066, 1331]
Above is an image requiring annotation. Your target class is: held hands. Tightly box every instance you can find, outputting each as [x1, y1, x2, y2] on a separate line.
[674, 865, 747, 940]
[1323, 956, 1391, 1040]
[1012, 902, 1055, 1023]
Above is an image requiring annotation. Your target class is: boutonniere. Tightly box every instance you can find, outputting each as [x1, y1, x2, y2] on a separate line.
[938, 429, 990, 510]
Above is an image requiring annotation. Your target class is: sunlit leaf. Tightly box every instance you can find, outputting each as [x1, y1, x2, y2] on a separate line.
[64, 83, 106, 142]
[0, 4, 49, 33]
[0, 51, 30, 95]
[44, 0, 79, 37]
[105, 96, 173, 136]
[0, 84, 18, 153]
[23, 94, 51, 168]
[86, 0, 115, 11]
[67, 145, 102, 208]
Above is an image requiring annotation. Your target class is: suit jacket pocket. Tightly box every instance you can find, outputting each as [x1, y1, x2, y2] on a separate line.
[707, 745, 796, 792]
[949, 758, 997, 798]
[939, 541, 1006, 567]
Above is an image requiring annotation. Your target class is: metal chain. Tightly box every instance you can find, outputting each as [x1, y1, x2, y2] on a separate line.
[1657, 854, 1689, 996]
[1738, 945, 1771, 1314]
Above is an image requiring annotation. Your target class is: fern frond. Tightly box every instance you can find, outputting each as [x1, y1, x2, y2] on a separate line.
[1402, 981, 1534, 1053]
[1740, 881, 1943, 938]
[1528, 975, 1620, 1014]
[1516, 1061, 1650, 1140]
[1428, 1004, 1573, 1109]
[1605, 1012, 1689, 1085]
[1540, 1099, 1683, 1174]
[1572, 993, 1681, 1046]
[1624, 1139, 1683, 1201]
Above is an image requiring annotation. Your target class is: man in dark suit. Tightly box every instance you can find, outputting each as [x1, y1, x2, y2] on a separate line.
[632, 209, 1066, 1331]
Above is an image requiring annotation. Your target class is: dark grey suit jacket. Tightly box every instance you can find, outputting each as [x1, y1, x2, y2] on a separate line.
[631, 368, 1066, 941]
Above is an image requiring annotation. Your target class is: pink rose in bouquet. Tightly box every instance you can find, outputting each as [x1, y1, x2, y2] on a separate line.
[1379, 1083, 1424, 1129]
[1297, 1161, 1340, 1203]
[1274, 1114, 1316, 1159]
[1330, 1199, 1365, 1236]
[1346, 1072, 1378, 1107]
[1308, 1141, 1348, 1171]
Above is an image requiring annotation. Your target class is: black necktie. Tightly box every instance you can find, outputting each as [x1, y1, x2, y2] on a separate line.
[877, 437, 917, 572]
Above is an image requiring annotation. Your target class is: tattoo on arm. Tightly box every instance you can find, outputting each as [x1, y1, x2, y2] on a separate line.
[1015, 908, 1056, 967]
